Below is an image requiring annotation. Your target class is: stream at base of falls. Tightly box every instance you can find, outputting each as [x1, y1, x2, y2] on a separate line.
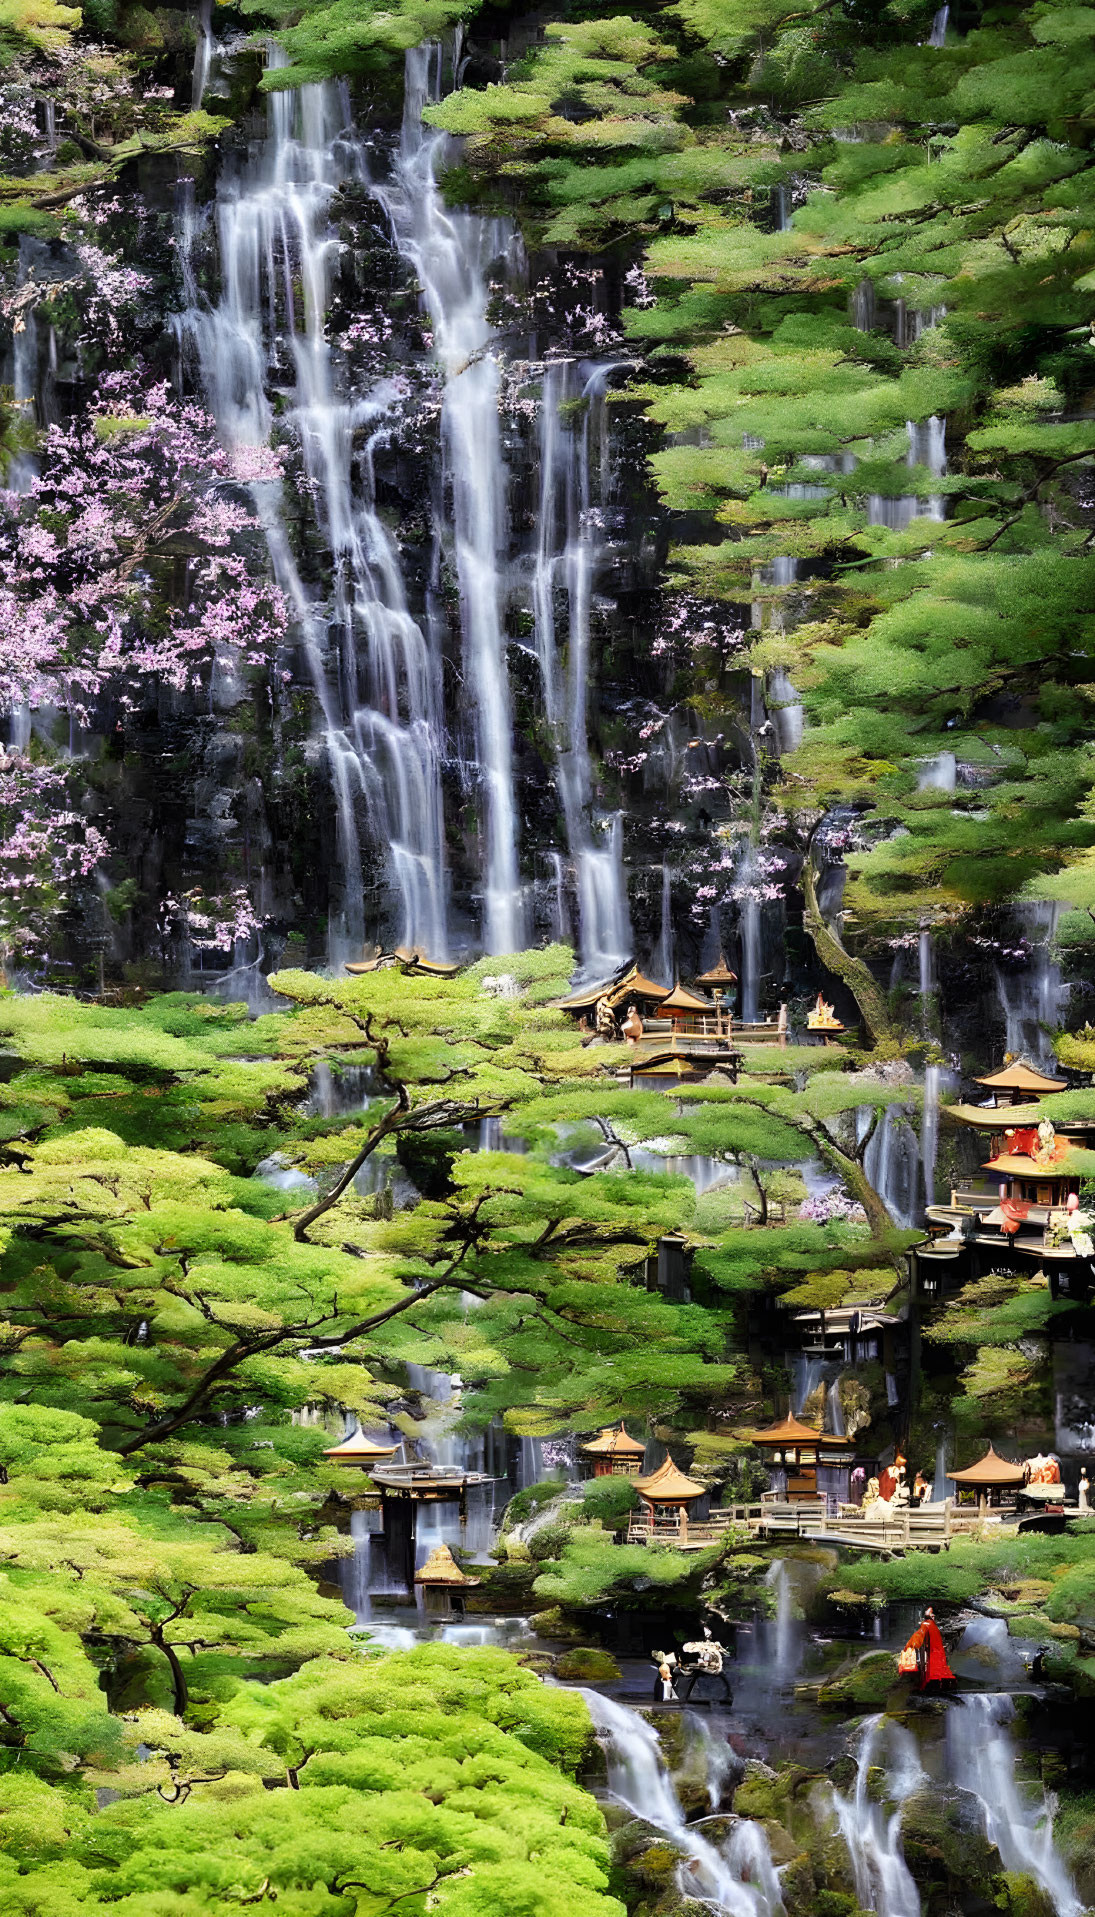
[325, 1346, 1081, 1917]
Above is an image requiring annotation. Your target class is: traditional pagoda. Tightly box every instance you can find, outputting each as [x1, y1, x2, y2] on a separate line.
[947, 1058, 1069, 1132]
[580, 1424, 647, 1478]
[749, 1411, 856, 1501]
[322, 1428, 398, 1465]
[414, 1542, 481, 1615]
[657, 981, 715, 1029]
[947, 1444, 1026, 1515]
[694, 954, 737, 1035]
[633, 1455, 706, 1540]
[695, 952, 738, 992]
[551, 962, 670, 1018]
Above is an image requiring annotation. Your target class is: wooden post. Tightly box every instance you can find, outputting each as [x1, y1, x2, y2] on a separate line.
[679, 1504, 688, 1544]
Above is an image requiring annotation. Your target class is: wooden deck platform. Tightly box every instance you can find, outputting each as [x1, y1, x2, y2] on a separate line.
[627, 1500, 952, 1557]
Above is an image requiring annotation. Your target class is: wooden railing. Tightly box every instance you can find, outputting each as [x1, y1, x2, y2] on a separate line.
[626, 1500, 952, 1555]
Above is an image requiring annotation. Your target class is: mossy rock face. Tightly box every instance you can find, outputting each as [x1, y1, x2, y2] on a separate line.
[996, 1871, 1056, 1917]
[900, 1787, 997, 1890]
[778, 1851, 816, 1908]
[529, 1606, 586, 1641]
[554, 1647, 621, 1681]
[464, 1562, 538, 1612]
[761, 1821, 806, 1867]
[817, 1650, 903, 1711]
[732, 1760, 785, 1823]
[613, 1818, 677, 1866]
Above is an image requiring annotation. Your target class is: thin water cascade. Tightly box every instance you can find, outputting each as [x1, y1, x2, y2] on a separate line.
[381, 44, 522, 954]
[763, 1559, 800, 1684]
[176, 60, 450, 964]
[947, 1695, 1081, 1917]
[863, 1102, 919, 1230]
[994, 904, 1067, 1064]
[581, 1690, 785, 1917]
[532, 356, 631, 973]
[929, 4, 949, 47]
[832, 1715, 923, 1917]
[650, 860, 674, 986]
[921, 1062, 941, 1211]
[868, 418, 946, 530]
[931, 1436, 949, 1503]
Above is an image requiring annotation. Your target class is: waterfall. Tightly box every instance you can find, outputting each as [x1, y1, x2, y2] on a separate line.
[581, 1690, 785, 1917]
[176, 59, 450, 964]
[921, 1063, 942, 1210]
[384, 45, 522, 954]
[932, 1436, 948, 1503]
[532, 358, 631, 973]
[832, 1715, 923, 1917]
[947, 1695, 1080, 1917]
[763, 1559, 799, 1683]
[994, 903, 1066, 1064]
[192, 0, 213, 107]
[791, 1354, 826, 1417]
[929, 5, 949, 46]
[864, 1105, 918, 1229]
[736, 841, 763, 1023]
[651, 861, 674, 985]
[868, 417, 946, 530]
[917, 752, 956, 791]
[827, 1373, 846, 1438]
[769, 668, 804, 753]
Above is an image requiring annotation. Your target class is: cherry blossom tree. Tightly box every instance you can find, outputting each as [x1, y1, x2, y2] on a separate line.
[0, 377, 287, 721]
[0, 751, 108, 960]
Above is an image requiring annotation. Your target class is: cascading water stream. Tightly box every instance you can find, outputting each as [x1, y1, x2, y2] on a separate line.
[582, 1690, 785, 1917]
[532, 356, 631, 972]
[832, 1714, 923, 1917]
[947, 1694, 1080, 1917]
[379, 44, 522, 954]
[176, 59, 450, 963]
[994, 903, 1067, 1063]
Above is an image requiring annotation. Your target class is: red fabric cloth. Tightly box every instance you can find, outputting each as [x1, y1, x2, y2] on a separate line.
[1006, 1128, 1040, 1158]
[999, 1198, 1032, 1235]
[904, 1619, 955, 1687]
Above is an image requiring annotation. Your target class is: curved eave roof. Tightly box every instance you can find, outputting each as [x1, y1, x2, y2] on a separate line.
[633, 1456, 706, 1500]
[948, 1445, 1026, 1486]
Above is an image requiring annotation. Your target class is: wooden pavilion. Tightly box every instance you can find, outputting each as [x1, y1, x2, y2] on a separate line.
[948, 1444, 1026, 1515]
[580, 1424, 647, 1478]
[658, 981, 716, 1030]
[748, 1412, 855, 1501]
[632, 1455, 707, 1540]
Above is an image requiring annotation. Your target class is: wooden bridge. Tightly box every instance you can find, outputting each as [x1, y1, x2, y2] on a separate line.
[627, 1500, 952, 1556]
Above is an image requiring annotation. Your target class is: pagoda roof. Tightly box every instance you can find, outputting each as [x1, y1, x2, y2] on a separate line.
[949, 1102, 1038, 1129]
[323, 1429, 398, 1463]
[614, 965, 672, 1004]
[581, 1423, 646, 1458]
[414, 1543, 481, 1586]
[633, 1455, 706, 1501]
[551, 961, 671, 1012]
[974, 1060, 1067, 1095]
[750, 1412, 849, 1448]
[948, 1444, 1026, 1487]
[658, 982, 714, 1014]
[695, 952, 738, 986]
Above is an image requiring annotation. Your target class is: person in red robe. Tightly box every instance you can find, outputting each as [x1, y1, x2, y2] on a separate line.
[878, 1454, 906, 1503]
[902, 1606, 956, 1693]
